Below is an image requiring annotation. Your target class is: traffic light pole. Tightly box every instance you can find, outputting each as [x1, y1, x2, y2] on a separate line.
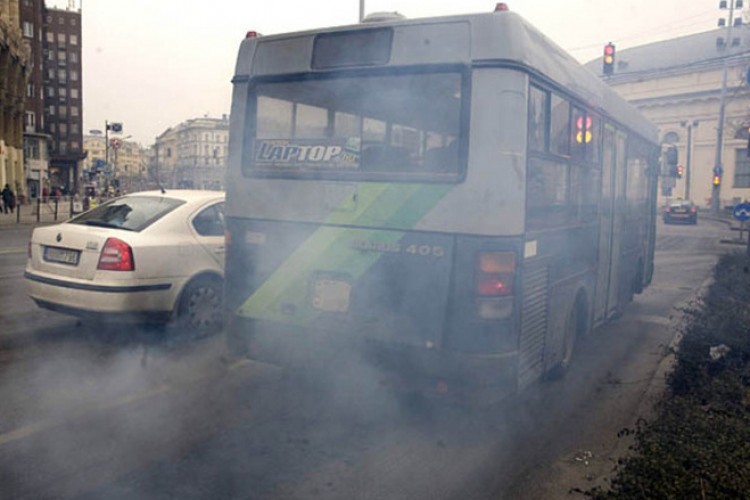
[712, 0, 736, 214]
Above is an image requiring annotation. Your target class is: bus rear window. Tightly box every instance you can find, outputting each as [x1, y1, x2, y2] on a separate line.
[244, 71, 466, 181]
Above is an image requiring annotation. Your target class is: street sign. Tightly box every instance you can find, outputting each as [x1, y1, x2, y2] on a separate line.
[732, 202, 750, 221]
[110, 138, 122, 149]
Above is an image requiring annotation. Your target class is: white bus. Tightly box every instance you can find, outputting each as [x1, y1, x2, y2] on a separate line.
[223, 5, 659, 401]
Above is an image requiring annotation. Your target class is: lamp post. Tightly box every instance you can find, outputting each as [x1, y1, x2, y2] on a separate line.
[713, 0, 742, 213]
[681, 120, 699, 200]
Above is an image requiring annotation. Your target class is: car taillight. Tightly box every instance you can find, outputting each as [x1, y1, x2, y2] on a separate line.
[476, 252, 515, 296]
[97, 237, 134, 271]
[665, 207, 670, 213]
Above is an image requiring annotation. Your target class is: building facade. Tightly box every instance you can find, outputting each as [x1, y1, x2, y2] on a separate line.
[0, 0, 30, 199]
[19, 0, 49, 200]
[587, 24, 750, 209]
[83, 134, 149, 193]
[153, 115, 229, 190]
[43, 3, 83, 195]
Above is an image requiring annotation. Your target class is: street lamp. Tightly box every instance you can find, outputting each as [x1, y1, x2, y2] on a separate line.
[680, 120, 699, 200]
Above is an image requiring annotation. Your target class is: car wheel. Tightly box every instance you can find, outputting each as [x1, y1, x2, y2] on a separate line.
[177, 276, 224, 336]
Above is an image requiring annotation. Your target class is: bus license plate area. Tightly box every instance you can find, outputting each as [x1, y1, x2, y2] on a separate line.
[312, 277, 351, 313]
[43, 246, 80, 265]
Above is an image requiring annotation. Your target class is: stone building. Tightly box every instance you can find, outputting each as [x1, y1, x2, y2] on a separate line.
[152, 115, 229, 190]
[0, 0, 30, 199]
[586, 24, 750, 209]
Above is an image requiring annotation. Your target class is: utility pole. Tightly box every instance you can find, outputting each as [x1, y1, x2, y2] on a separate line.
[682, 120, 698, 200]
[713, 0, 738, 213]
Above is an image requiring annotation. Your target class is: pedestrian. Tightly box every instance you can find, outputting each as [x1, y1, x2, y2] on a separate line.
[2, 184, 15, 214]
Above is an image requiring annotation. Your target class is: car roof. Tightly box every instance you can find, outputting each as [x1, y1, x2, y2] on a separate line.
[123, 190, 224, 203]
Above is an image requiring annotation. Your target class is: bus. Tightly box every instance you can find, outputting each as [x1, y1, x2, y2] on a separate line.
[223, 5, 660, 401]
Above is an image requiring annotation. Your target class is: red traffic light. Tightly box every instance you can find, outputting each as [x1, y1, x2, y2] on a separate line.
[603, 43, 616, 75]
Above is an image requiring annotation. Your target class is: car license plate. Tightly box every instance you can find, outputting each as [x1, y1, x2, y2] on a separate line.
[312, 278, 351, 312]
[44, 246, 80, 265]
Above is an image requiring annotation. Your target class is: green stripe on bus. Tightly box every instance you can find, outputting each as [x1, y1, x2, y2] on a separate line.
[236, 183, 451, 322]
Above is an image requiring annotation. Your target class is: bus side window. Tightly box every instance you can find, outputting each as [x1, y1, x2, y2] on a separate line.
[528, 85, 548, 152]
[527, 156, 572, 230]
[550, 94, 570, 156]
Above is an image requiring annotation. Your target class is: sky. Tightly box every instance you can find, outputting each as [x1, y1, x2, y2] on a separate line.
[46, 0, 724, 146]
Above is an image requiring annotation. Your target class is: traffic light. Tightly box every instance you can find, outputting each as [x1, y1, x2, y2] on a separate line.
[575, 114, 592, 144]
[603, 43, 615, 76]
[677, 164, 684, 178]
[665, 146, 679, 176]
[713, 175, 721, 186]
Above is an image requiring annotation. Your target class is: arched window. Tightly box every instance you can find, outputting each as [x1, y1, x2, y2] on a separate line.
[663, 131, 680, 144]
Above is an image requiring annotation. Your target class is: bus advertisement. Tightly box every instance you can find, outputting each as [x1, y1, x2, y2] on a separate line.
[223, 6, 660, 403]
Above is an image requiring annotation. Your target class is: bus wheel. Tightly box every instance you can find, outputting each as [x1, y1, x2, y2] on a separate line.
[177, 276, 224, 337]
[547, 301, 581, 380]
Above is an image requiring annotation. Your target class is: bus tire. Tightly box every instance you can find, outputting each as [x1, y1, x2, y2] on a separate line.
[632, 258, 644, 296]
[547, 291, 587, 380]
[177, 275, 224, 337]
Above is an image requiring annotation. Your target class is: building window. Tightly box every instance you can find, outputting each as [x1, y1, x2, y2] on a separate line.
[47, 87, 55, 97]
[46, 32, 54, 43]
[26, 83, 34, 97]
[70, 35, 78, 45]
[70, 18, 77, 26]
[59, 87, 67, 98]
[47, 50, 55, 61]
[59, 123, 68, 135]
[71, 141, 79, 150]
[48, 105, 56, 116]
[57, 33, 66, 44]
[734, 149, 750, 188]
[70, 70, 78, 81]
[25, 112, 36, 129]
[59, 105, 67, 117]
[58, 50, 67, 62]
[58, 17, 64, 25]
[23, 21, 33, 38]
[663, 131, 680, 144]
[71, 106, 79, 117]
[70, 88, 79, 99]
[71, 123, 79, 134]
[70, 52, 78, 63]
[58, 69, 67, 82]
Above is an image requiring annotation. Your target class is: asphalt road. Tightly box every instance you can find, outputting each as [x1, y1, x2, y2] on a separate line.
[0, 218, 732, 499]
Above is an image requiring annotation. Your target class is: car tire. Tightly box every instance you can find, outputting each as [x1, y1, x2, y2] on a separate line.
[177, 275, 224, 336]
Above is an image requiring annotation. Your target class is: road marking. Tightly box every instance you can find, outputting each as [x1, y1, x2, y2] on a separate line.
[0, 246, 25, 255]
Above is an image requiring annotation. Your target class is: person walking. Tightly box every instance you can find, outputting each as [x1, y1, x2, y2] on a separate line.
[1, 184, 14, 214]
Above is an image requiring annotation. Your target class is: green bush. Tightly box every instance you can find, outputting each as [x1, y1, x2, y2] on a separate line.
[587, 253, 750, 499]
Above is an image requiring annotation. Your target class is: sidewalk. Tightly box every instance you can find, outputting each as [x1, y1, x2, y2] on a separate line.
[0, 198, 79, 229]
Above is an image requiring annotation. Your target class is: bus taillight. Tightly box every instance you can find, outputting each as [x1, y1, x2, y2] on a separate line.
[476, 252, 515, 296]
[478, 274, 513, 296]
[476, 252, 515, 319]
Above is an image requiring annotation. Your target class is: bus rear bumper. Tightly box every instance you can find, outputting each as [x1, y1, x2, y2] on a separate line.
[226, 316, 519, 401]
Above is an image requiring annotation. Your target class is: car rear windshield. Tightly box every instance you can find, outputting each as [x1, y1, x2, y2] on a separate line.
[69, 196, 185, 232]
[243, 70, 466, 182]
